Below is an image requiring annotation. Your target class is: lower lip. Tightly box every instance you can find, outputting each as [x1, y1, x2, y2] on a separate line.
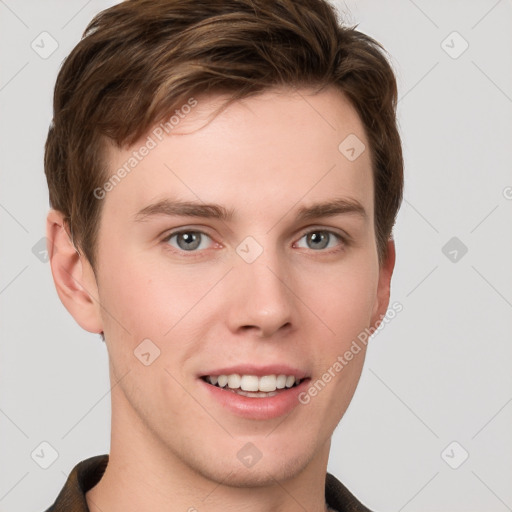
[199, 378, 311, 420]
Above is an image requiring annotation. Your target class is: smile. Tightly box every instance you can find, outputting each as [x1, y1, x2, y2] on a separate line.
[201, 374, 303, 397]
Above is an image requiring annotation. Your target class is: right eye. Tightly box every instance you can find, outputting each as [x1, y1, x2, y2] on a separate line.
[162, 230, 215, 252]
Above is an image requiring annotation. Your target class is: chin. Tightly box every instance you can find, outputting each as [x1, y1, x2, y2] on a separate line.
[185, 442, 318, 489]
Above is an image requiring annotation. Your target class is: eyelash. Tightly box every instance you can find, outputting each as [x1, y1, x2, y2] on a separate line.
[161, 227, 348, 257]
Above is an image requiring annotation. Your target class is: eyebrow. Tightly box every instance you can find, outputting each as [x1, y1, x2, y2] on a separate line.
[134, 197, 367, 223]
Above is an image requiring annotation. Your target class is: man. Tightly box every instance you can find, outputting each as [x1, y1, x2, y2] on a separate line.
[43, 0, 403, 511]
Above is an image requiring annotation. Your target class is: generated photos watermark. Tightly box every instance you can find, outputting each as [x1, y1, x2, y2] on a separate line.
[93, 97, 198, 199]
[298, 301, 403, 405]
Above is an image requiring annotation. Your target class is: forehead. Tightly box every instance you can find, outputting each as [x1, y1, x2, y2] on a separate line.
[100, 86, 373, 223]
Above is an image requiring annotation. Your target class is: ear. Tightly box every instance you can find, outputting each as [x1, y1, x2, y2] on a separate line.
[46, 209, 103, 334]
[370, 239, 396, 326]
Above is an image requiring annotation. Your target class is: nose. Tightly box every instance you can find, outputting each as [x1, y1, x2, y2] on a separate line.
[226, 247, 295, 338]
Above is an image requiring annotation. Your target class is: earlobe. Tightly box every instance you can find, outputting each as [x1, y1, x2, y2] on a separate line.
[46, 209, 103, 334]
[371, 239, 396, 326]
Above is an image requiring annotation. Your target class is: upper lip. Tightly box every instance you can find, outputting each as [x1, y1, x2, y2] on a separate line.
[200, 364, 309, 380]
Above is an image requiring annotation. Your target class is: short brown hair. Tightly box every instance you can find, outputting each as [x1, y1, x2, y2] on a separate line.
[45, 0, 403, 269]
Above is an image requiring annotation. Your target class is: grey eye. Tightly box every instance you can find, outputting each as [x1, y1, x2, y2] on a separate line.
[306, 231, 330, 250]
[166, 231, 212, 251]
[296, 230, 342, 251]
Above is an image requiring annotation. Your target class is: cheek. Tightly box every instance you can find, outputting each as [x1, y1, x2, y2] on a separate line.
[302, 259, 379, 342]
[96, 248, 216, 346]
[297, 264, 377, 422]
[94, 248, 164, 364]
[100, 268, 160, 333]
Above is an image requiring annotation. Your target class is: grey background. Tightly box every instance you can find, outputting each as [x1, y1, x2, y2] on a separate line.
[1, 1, 511, 511]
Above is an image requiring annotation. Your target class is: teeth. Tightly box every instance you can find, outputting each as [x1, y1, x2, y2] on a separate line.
[276, 375, 287, 389]
[204, 373, 301, 392]
[259, 375, 276, 392]
[241, 375, 259, 391]
[227, 374, 241, 389]
[234, 389, 278, 398]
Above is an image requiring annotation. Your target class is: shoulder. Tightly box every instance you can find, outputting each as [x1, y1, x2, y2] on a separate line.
[43, 454, 109, 512]
[325, 472, 375, 512]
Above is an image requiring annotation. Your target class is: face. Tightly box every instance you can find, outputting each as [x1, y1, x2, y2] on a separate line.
[73, 86, 393, 485]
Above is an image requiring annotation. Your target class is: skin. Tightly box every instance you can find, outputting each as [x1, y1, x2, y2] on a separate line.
[47, 86, 395, 512]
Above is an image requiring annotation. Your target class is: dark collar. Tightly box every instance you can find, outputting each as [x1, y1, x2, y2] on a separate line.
[44, 454, 373, 512]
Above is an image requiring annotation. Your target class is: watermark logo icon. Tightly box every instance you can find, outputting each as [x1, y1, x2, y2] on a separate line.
[442, 236, 468, 263]
[237, 442, 262, 468]
[338, 134, 365, 162]
[441, 441, 469, 469]
[134, 338, 161, 366]
[31, 31, 59, 59]
[236, 236, 263, 264]
[441, 31, 469, 59]
[31, 441, 59, 469]
[32, 237, 50, 263]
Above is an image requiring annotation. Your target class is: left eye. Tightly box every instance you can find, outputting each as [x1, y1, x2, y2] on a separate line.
[295, 230, 343, 251]
[164, 231, 213, 251]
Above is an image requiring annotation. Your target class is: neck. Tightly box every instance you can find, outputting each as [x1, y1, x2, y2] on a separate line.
[86, 391, 333, 512]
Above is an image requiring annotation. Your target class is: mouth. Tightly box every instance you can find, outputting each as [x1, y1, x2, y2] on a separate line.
[200, 373, 307, 398]
[198, 367, 312, 419]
